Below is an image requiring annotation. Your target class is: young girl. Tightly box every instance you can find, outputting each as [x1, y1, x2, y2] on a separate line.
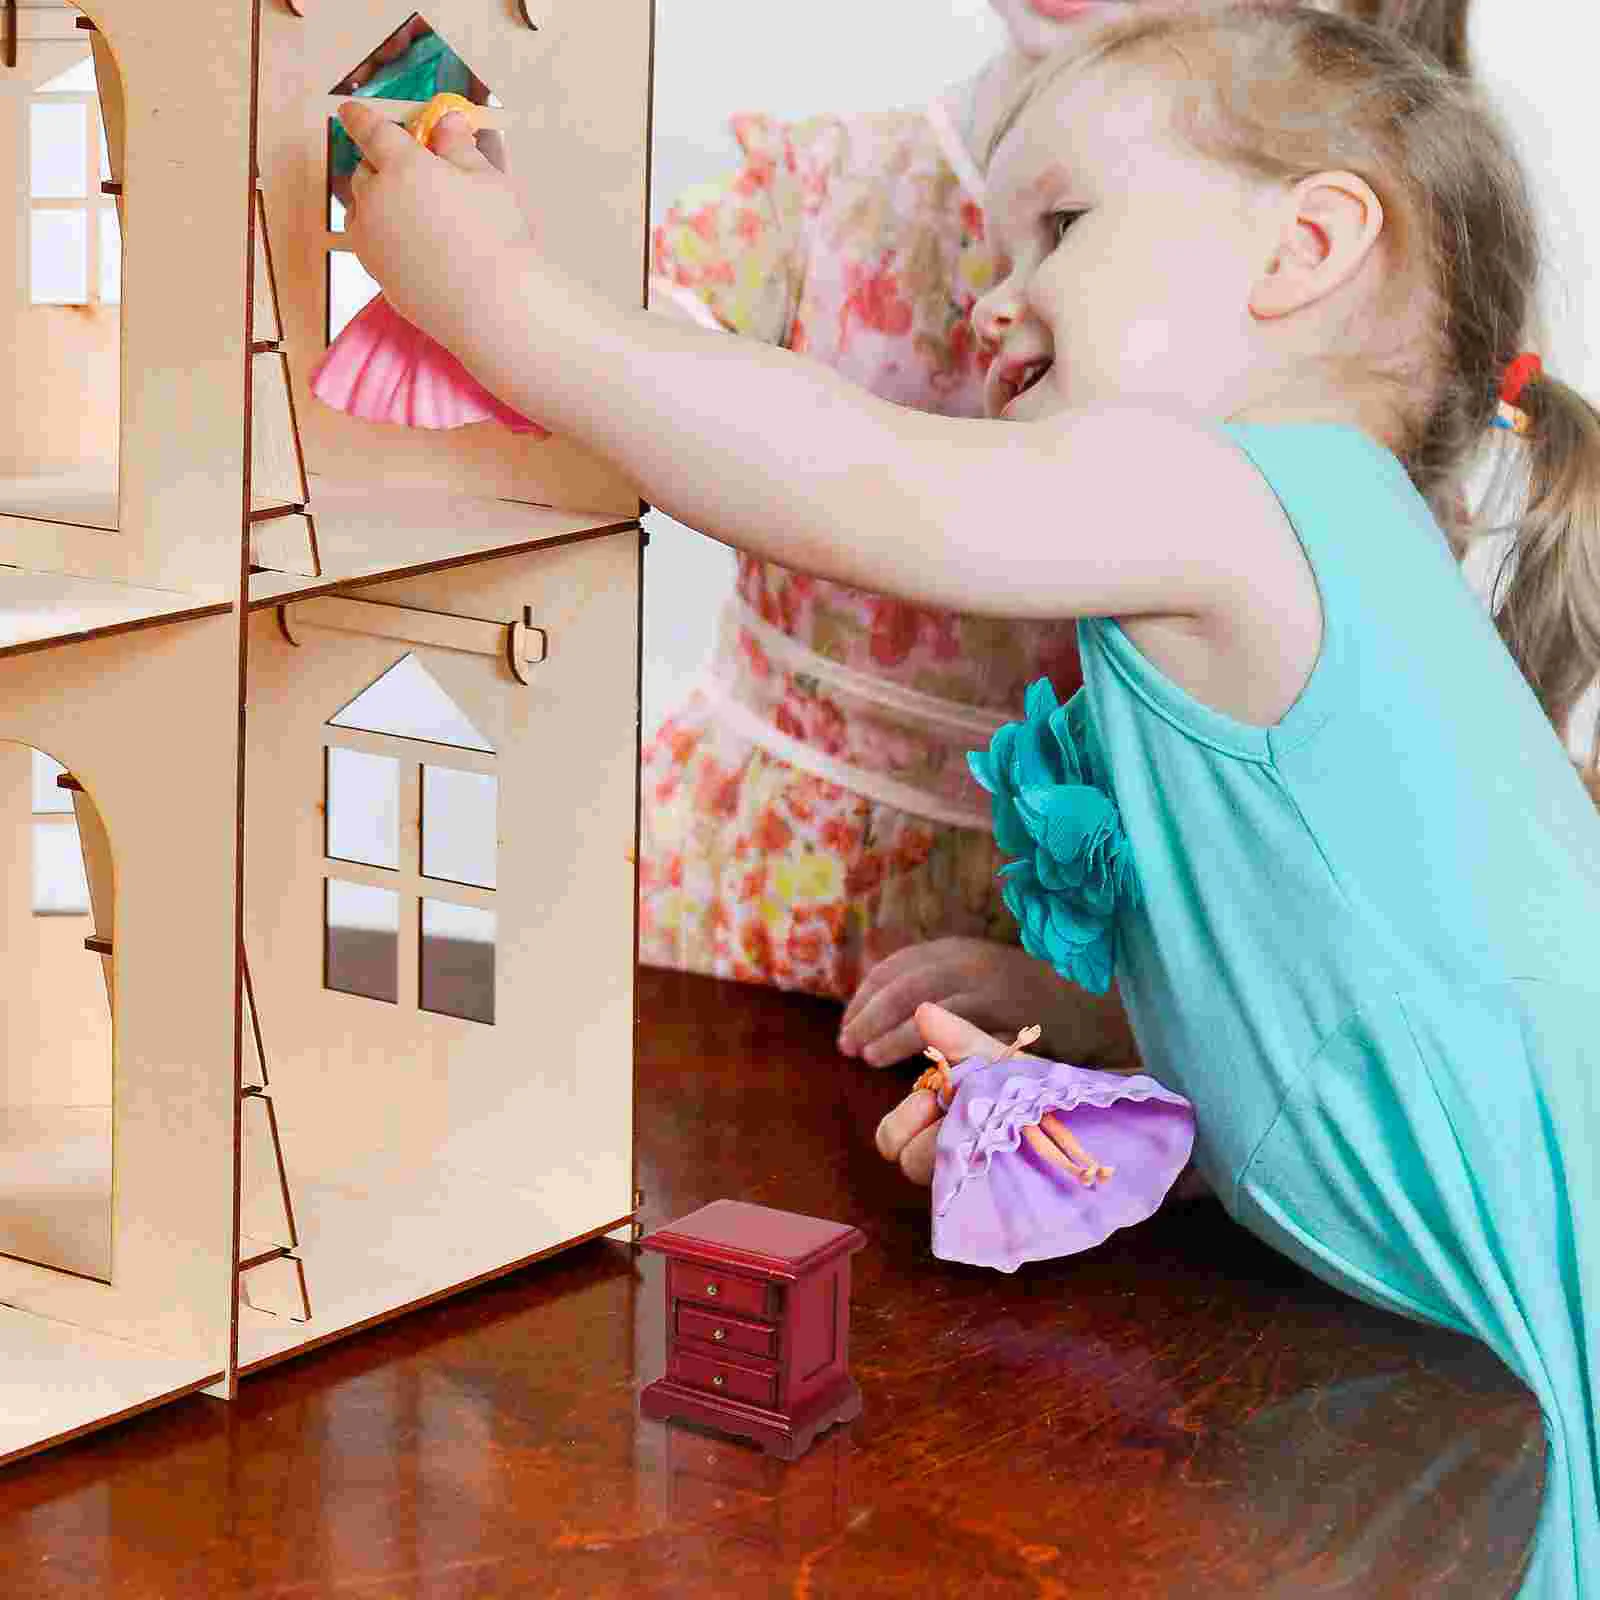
[336, 6, 1599, 1592]
[641, 0, 1475, 1077]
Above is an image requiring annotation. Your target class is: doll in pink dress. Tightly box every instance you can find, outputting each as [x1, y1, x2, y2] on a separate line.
[311, 93, 549, 438]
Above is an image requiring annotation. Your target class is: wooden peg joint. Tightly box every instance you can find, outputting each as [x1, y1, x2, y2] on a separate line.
[239, 1247, 291, 1273]
[250, 503, 308, 525]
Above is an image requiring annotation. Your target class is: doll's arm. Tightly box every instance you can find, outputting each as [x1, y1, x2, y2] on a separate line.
[912, 1047, 955, 1109]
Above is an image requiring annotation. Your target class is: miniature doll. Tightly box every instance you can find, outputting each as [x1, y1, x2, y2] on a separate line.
[312, 94, 547, 436]
[917, 1024, 1196, 1273]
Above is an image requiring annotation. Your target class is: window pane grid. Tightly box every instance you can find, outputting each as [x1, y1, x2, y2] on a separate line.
[28, 85, 115, 308]
[321, 736, 496, 1021]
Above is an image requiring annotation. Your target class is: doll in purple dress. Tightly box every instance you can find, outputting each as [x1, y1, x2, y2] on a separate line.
[915, 1025, 1196, 1273]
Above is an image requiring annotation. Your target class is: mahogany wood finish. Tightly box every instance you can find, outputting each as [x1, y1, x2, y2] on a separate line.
[642, 1199, 866, 1457]
[0, 970, 1541, 1597]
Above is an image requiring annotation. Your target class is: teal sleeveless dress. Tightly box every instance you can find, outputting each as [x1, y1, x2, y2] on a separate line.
[970, 423, 1600, 1598]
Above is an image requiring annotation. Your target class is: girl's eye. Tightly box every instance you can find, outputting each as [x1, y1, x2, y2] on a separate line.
[1048, 209, 1084, 245]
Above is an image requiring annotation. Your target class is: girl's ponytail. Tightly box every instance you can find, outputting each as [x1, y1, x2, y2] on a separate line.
[1340, 0, 1472, 74]
[1489, 366, 1600, 779]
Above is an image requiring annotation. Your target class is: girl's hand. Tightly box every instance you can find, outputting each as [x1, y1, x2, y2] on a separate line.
[338, 101, 532, 348]
[873, 1003, 1006, 1185]
[840, 936, 1140, 1072]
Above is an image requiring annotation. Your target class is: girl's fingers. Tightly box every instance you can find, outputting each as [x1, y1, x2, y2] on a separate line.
[854, 983, 1002, 1069]
[841, 963, 947, 1060]
[856, 974, 965, 1064]
[430, 112, 493, 170]
[337, 101, 417, 169]
[476, 127, 510, 177]
[897, 1123, 939, 1186]
[874, 1087, 943, 1163]
[914, 1002, 1003, 1063]
[843, 952, 979, 1060]
[840, 943, 925, 1031]
[858, 1015, 930, 1068]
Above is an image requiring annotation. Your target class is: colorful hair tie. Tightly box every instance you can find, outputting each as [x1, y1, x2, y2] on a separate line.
[1493, 352, 1541, 434]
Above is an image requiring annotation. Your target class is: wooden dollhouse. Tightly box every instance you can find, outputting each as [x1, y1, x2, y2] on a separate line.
[0, 0, 649, 1463]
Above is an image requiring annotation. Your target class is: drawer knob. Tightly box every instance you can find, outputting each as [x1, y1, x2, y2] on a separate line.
[705, 1283, 719, 1298]
[712, 1327, 726, 1342]
[712, 1374, 725, 1388]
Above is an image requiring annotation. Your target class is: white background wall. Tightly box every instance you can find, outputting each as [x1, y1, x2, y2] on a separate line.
[641, 0, 1600, 738]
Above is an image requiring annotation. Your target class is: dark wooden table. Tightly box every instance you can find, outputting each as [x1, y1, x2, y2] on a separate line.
[0, 970, 1542, 1597]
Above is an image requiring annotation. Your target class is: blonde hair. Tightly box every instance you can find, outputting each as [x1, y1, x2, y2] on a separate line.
[987, 6, 1600, 773]
[1341, 0, 1471, 73]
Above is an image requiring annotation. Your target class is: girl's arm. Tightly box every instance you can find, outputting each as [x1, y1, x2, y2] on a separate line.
[468, 254, 1288, 625]
[341, 104, 1293, 628]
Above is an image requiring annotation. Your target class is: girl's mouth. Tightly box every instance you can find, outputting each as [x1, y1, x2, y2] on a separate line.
[1005, 358, 1053, 411]
[1025, 0, 1116, 22]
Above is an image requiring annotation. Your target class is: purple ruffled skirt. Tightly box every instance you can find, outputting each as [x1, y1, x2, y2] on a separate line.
[932, 1054, 1196, 1273]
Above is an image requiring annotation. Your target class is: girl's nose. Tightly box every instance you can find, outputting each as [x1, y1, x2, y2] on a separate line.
[972, 281, 1019, 350]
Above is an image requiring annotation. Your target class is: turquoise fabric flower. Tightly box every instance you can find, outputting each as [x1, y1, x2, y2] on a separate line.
[968, 678, 1138, 993]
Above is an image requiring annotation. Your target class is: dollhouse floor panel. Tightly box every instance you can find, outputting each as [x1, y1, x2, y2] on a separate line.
[248, 482, 637, 603]
[235, 1153, 627, 1373]
[0, 568, 221, 656]
[0, 1307, 218, 1466]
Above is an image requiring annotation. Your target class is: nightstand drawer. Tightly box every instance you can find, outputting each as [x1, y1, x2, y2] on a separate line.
[677, 1303, 779, 1361]
[669, 1262, 773, 1322]
[670, 1347, 778, 1411]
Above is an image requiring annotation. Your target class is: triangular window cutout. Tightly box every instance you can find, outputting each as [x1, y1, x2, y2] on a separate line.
[39, 59, 98, 94]
[329, 14, 496, 105]
[329, 655, 495, 754]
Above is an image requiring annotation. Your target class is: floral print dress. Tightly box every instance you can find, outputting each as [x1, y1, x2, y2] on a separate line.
[639, 104, 1083, 999]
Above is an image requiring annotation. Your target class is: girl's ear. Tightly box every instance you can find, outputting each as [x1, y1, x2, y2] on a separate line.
[1250, 170, 1385, 320]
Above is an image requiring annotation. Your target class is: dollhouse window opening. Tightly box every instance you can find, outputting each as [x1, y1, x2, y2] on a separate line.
[322, 655, 497, 1025]
[29, 750, 89, 916]
[6, 22, 124, 533]
[324, 15, 502, 341]
[28, 53, 119, 309]
[6, 744, 113, 1285]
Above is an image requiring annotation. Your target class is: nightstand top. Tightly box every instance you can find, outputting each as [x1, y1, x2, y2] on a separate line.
[641, 1199, 867, 1281]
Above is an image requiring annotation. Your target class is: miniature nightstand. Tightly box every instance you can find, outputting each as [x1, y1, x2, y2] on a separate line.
[639, 1199, 867, 1459]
